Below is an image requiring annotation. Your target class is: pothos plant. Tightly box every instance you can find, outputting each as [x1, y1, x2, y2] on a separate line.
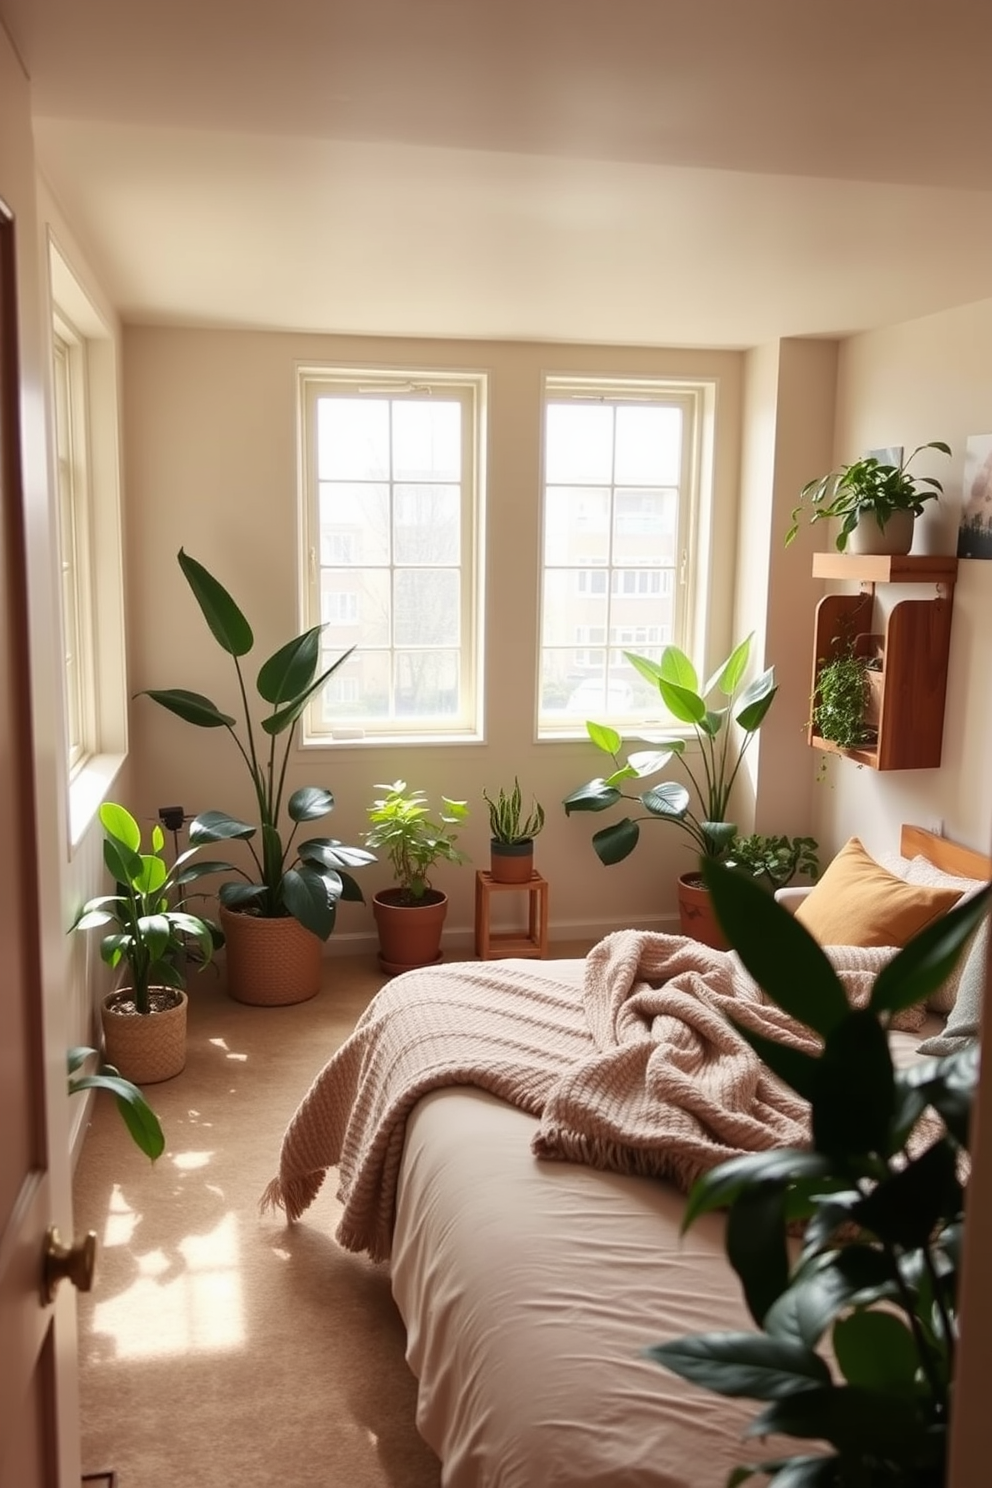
[140, 550, 376, 941]
[563, 635, 777, 865]
[651, 862, 990, 1488]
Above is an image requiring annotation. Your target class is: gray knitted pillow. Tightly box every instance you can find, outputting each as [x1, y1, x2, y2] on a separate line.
[917, 916, 988, 1055]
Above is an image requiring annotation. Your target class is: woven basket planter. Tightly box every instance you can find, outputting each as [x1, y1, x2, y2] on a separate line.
[220, 905, 323, 1005]
[101, 988, 187, 1085]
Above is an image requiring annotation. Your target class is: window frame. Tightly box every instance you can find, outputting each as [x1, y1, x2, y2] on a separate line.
[537, 374, 711, 740]
[297, 365, 487, 746]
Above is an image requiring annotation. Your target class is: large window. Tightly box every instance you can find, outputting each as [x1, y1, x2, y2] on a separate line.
[538, 377, 705, 734]
[299, 369, 485, 742]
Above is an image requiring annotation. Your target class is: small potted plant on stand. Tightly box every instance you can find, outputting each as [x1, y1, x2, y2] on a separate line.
[786, 440, 950, 554]
[563, 635, 777, 948]
[71, 802, 223, 1084]
[364, 781, 470, 974]
[482, 778, 545, 883]
[140, 550, 376, 1005]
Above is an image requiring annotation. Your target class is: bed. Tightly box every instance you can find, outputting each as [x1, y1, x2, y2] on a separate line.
[263, 825, 990, 1488]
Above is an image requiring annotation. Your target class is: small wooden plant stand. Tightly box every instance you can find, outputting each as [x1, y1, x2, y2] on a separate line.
[474, 870, 549, 960]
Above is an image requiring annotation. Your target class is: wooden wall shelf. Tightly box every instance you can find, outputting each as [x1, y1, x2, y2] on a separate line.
[809, 554, 957, 771]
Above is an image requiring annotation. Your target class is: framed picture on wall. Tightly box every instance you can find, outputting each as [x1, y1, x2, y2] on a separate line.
[958, 434, 992, 559]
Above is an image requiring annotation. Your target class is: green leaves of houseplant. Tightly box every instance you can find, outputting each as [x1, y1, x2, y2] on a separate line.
[786, 441, 951, 551]
[140, 550, 375, 940]
[71, 801, 223, 1016]
[562, 635, 777, 866]
[67, 1045, 165, 1161]
[364, 781, 469, 905]
[483, 778, 545, 844]
[650, 863, 991, 1486]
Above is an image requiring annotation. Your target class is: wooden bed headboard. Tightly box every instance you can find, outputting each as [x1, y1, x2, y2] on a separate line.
[900, 824, 992, 880]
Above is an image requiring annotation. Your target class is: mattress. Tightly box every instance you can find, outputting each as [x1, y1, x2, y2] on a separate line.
[389, 958, 942, 1488]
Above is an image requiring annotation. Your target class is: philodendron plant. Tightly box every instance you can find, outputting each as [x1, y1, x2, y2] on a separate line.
[563, 635, 777, 865]
[651, 862, 991, 1488]
[68, 1046, 165, 1161]
[140, 550, 375, 941]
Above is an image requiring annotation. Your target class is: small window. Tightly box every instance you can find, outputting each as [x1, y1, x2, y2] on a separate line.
[538, 376, 707, 735]
[299, 367, 486, 742]
[51, 318, 95, 775]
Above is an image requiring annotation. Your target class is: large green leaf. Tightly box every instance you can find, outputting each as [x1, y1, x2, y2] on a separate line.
[735, 668, 778, 732]
[648, 1332, 831, 1400]
[832, 1310, 920, 1392]
[765, 1249, 898, 1349]
[289, 786, 334, 822]
[592, 818, 640, 864]
[623, 650, 664, 688]
[586, 719, 623, 754]
[682, 1150, 832, 1230]
[727, 1183, 790, 1327]
[711, 635, 752, 697]
[138, 687, 236, 729]
[811, 1009, 894, 1159]
[702, 863, 849, 1037]
[658, 677, 707, 725]
[870, 885, 991, 1017]
[68, 1070, 165, 1160]
[189, 811, 256, 844]
[746, 1385, 935, 1460]
[261, 650, 355, 736]
[256, 627, 321, 705]
[134, 853, 168, 897]
[640, 781, 690, 818]
[297, 838, 377, 871]
[283, 865, 335, 940]
[563, 780, 623, 814]
[103, 833, 143, 888]
[854, 1138, 962, 1250]
[178, 548, 253, 656]
[98, 802, 140, 851]
[625, 749, 675, 777]
[658, 644, 699, 693]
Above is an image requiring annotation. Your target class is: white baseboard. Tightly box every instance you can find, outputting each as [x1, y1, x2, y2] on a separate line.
[323, 912, 680, 958]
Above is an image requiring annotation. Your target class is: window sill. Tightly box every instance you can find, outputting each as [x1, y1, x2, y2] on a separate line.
[69, 752, 126, 850]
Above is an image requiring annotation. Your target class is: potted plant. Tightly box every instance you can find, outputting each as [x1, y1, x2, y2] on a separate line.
[71, 802, 223, 1084]
[812, 645, 873, 749]
[363, 781, 470, 974]
[786, 440, 951, 554]
[482, 778, 545, 883]
[140, 550, 376, 1005]
[724, 833, 820, 892]
[562, 634, 777, 947]
[651, 861, 990, 1488]
[68, 1046, 165, 1160]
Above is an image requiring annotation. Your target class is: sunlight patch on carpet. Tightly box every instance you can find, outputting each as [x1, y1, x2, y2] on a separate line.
[91, 1210, 245, 1358]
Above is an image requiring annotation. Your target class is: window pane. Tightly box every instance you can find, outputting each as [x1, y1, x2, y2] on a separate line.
[394, 569, 460, 647]
[612, 489, 678, 565]
[392, 400, 460, 481]
[317, 398, 389, 480]
[542, 569, 607, 645]
[395, 650, 459, 717]
[319, 482, 390, 564]
[544, 486, 610, 563]
[546, 403, 614, 484]
[614, 404, 682, 485]
[393, 485, 460, 563]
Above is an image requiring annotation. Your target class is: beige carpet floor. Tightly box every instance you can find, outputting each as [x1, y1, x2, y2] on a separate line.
[73, 943, 594, 1488]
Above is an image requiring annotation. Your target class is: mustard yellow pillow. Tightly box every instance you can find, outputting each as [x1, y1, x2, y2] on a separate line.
[795, 837, 962, 948]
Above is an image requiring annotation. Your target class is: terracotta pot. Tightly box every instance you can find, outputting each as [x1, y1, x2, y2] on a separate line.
[489, 839, 535, 883]
[676, 872, 728, 951]
[372, 888, 448, 975]
[220, 905, 323, 1005]
[101, 987, 187, 1084]
[847, 508, 914, 556]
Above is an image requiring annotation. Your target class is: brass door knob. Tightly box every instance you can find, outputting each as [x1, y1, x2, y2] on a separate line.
[42, 1225, 98, 1305]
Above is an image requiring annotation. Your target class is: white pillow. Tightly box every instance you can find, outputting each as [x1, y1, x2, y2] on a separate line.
[917, 917, 988, 1055]
[900, 856, 986, 1013]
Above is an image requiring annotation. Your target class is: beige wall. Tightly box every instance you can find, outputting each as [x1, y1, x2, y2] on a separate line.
[121, 328, 749, 947]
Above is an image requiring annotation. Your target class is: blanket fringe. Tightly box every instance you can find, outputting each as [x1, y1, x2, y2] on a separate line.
[258, 1173, 325, 1222]
[533, 1124, 701, 1193]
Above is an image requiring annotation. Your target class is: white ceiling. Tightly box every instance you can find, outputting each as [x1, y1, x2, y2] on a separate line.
[6, 0, 992, 347]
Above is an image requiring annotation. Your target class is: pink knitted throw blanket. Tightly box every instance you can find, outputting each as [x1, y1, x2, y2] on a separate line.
[260, 931, 889, 1262]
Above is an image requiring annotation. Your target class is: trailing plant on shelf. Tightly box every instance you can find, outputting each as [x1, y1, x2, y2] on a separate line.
[562, 635, 777, 867]
[364, 781, 470, 906]
[787, 441, 951, 551]
[650, 861, 990, 1488]
[483, 779, 545, 845]
[71, 801, 222, 1017]
[812, 647, 872, 749]
[68, 1046, 165, 1161]
[140, 550, 375, 942]
[724, 833, 820, 892]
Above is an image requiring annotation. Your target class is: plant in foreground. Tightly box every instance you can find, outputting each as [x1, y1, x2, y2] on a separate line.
[563, 634, 777, 865]
[140, 550, 375, 940]
[650, 862, 990, 1488]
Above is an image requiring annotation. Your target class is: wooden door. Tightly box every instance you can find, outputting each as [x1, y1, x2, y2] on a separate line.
[0, 199, 81, 1487]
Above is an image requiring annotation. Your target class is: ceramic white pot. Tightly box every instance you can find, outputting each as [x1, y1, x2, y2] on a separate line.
[847, 508, 914, 556]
